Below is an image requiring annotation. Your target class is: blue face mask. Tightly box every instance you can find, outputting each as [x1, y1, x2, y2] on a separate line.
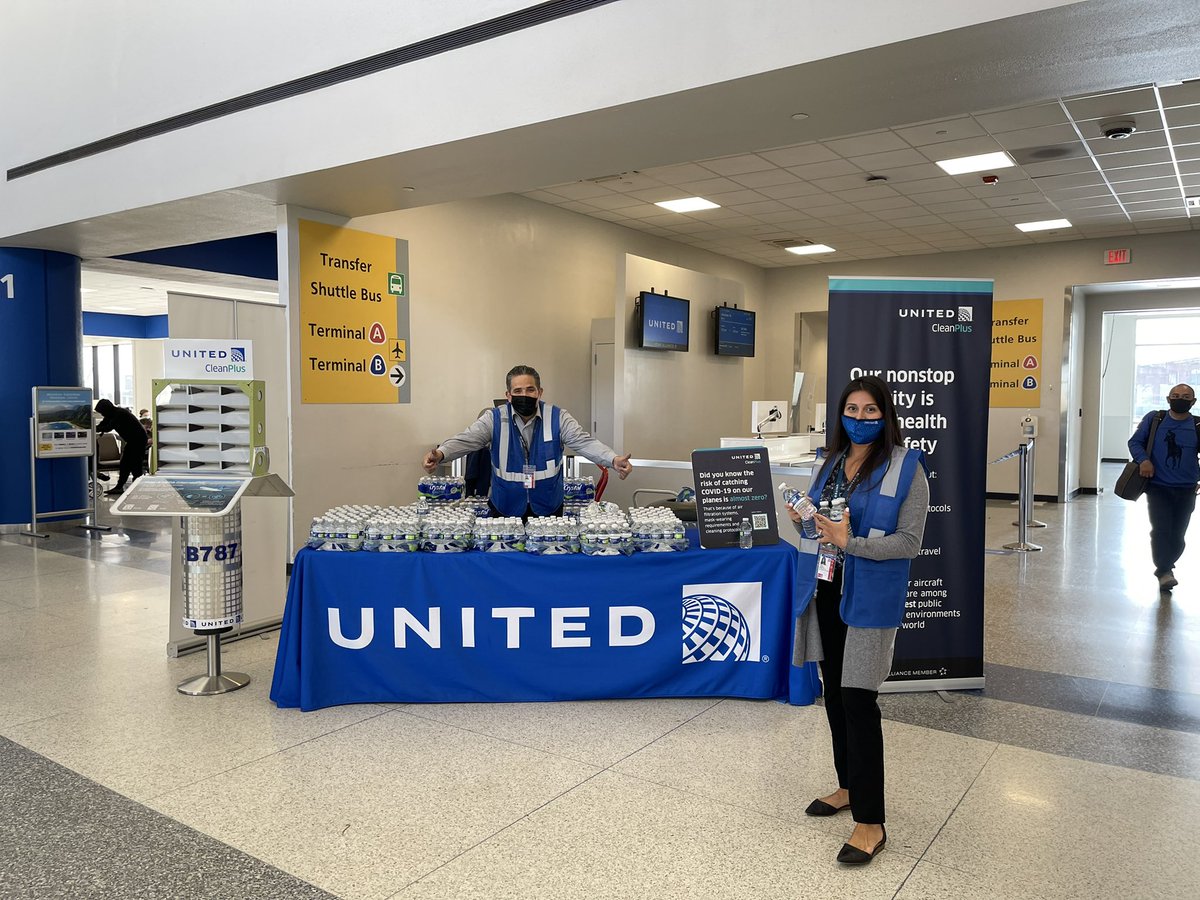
[842, 415, 885, 445]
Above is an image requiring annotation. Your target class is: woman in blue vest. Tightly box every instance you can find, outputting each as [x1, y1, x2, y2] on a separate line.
[788, 375, 929, 866]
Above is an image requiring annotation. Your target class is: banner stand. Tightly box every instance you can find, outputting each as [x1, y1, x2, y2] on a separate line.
[21, 387, 111, 538]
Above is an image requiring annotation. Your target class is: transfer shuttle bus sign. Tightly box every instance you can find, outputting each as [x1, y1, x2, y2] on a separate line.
[990, 298, 1042, 408]
[298, 219, 411, 404]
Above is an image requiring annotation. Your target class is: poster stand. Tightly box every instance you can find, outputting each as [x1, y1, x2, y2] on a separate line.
[21, 386, 110, 539]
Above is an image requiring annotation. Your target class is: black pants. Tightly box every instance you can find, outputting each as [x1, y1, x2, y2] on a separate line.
[488, 500, 564, 521]
[815, 575, 886, 825]
[117, 440, 147, 488]
[1146, 483, 1197, 576]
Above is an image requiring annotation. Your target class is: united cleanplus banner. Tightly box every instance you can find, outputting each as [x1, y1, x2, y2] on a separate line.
[827, 277, 992, 691]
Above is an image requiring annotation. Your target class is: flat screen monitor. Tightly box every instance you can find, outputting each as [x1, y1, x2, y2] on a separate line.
[638, 292, 690, 351]
[715, 306, 755, 357]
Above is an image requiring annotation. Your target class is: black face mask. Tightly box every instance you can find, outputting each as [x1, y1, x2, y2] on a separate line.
[510, 395, 538, 417]
[1168, 398, 1195, 414]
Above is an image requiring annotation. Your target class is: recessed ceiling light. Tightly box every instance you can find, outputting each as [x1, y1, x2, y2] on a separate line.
[791, 113, 810, 121]
[655, 197, 720, 213]
[785, 243, 836, 255]
[1015, 218, 1072, 232]
[935, 151, 1015, 175]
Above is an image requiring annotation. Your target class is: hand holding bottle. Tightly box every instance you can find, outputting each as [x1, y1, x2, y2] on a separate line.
[813, 509, 851, 549]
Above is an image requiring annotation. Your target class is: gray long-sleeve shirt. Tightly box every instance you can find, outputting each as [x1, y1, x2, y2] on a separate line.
[437, 407, 619, 469]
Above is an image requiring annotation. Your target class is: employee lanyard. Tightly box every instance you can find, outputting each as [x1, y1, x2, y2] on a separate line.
[514, 408, 537, 487]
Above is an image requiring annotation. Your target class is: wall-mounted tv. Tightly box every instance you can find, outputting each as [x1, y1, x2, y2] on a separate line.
[637, 291, 690, 351]
[715, 306, 755, 357]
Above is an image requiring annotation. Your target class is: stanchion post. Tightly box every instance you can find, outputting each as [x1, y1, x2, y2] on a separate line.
[1003, 441, 1042, 552]
[1024, 436, 1047, 528]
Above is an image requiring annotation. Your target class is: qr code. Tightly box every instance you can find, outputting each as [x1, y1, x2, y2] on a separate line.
[751, 513, 768, 529]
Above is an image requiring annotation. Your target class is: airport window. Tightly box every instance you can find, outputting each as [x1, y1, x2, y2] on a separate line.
[1132, 315, 1200, 420]
[82, 341, 134, 408]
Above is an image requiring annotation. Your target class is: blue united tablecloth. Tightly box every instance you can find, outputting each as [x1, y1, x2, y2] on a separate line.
[271, 531, 821, 711]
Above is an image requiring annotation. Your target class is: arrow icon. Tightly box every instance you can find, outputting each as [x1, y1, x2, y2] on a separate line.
[389, 364, 407, 388]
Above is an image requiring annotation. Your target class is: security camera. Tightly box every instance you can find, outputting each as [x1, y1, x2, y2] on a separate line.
[1099, 119, 1137, 140]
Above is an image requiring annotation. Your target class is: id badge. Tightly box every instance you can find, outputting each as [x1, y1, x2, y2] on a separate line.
[816, 545, 838, 582]
[523, 464, 536, 489]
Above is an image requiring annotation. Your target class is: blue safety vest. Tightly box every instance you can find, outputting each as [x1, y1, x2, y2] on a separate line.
[796, 446, 925, 628]
[490, 402, 564, 516]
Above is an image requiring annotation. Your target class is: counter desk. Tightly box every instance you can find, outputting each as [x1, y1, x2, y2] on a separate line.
[270, 530, 821, 711]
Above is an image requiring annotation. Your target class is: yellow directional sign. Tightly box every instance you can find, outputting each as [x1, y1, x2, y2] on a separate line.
[299, 220, 409, 404]
[990, 298, 1042, 407]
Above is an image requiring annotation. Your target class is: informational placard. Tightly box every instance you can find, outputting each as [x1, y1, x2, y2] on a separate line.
[828, 276, 992, 690]
[111, 475, 250, 516]
[298, 219, 411, 404]
[691, 446, 779, 548]
[990, 298, 1042, 407]
[164, 340, 254, 378]
[33, 387, 93, 458]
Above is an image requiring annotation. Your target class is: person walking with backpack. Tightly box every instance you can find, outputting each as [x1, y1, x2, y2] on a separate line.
[1128, 384, 1200, 592]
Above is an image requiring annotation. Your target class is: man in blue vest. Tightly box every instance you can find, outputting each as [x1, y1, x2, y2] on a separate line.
[422, 365, 633, 518]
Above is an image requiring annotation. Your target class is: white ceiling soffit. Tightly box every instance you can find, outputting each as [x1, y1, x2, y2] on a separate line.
[1077, 276, 1200, 296]
[4, 0, 1200, 262]
[81, 262, 278, 316]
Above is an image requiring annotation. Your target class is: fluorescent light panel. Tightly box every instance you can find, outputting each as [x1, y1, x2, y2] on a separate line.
[935, 151, 1015, 175]
[1015, 218, 1072, 232]
[655, 197, 720, 213]
[785, 244, 836, 255]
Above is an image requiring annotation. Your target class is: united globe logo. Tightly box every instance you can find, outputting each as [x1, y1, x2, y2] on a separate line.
[681, 582, 763, 664]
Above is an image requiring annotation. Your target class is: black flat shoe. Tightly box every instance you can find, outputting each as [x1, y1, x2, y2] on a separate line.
[837, 826, 886, 865]
[805, 798, 850, 816]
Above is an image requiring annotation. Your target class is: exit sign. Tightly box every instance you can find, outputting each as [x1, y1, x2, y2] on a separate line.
[1105, 248, 1131, 265]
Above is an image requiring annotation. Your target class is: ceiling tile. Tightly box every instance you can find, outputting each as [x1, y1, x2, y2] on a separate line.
[727, 199, 793, 216]
[893, 118, 986, 146]
[785, 159, 863, 180]
[728, 169, 801, 189]
[1021, 157, 1097, 177]
[967, 181, 1042, 199]
[975, 103, 1068, 133]
[1064, 87, 1158, 120]
[822, 212, 881, 225]
[523, 189, 567, 204]
[1178, 159, 1200, 175]
[674, 177, 744, 196]
[628, 186, 694, 203]
[993, 123, 1081, 150]
[586, 192, 652, 211]
[754, 181, 830, 200]
[911, 188, 977, 204]
[1029, 171, 1107, 190]
[1114, 181, 1184, 198]
[823, 131, 910, 157]
[916, 135, 1005, 162]
[834, 185, 899, 203]
[938, 210, 1005, 224]
[1175, 142, 1200, 161]
[890, 214, 945, 227]
[1096, 147, 1174, 168]
[1167, 123, 1200, 146]
[1163, 104, 1200, 128]
[698, 154, 777, 177]
[892, 176, 969, 196]
[757, 143, 841, 168]
[1104, 162, 1179, 182]
[704, 188, 773, 206]
[995, 203, 1066, 219]
[814, 174, 879, 193]
[637, 163, 723, 184]
[864, 163, 947, 183]
[621, 203, 680, 219]
[1160, 81, 1200, 107]
[1086, 131, 1169, 155]
[846, 148, 929, 171]
[921, 199, 990, 214]
[853, 196, 921, 212]
[780, 193, 838, 210]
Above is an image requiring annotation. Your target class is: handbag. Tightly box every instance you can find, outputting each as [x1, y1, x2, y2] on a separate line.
[1114, 412, 1163, 501]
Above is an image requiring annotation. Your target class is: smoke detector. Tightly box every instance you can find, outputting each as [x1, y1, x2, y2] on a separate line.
[1099, 119, 1138, 140]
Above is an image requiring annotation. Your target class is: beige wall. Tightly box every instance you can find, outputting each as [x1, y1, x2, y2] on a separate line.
[284, 194, 767, 548]
[762, 231, 1200, 497]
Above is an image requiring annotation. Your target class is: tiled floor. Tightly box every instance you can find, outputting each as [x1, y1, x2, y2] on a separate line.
[1, 484, 1197, 899]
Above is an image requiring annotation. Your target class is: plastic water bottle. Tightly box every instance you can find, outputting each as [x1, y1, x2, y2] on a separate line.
[739, 517, 753, 549]
[779, 482, 819, 540]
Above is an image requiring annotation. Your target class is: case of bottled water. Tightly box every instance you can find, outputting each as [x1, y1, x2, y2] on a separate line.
[472, 517, 526, 552]
[524, 517, 581, 555]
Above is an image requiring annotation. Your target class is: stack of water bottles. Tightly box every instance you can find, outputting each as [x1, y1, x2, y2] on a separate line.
[417, 475, 466, 507]
[420, 508, 476, 552]
[578, 505, 634, 556]
[473, 516, 526, 552]
[628, 508, 689, 552]
[524, 517, 581, 555]
[562, 475, 596, 516]
[363, 509, 423, 552]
